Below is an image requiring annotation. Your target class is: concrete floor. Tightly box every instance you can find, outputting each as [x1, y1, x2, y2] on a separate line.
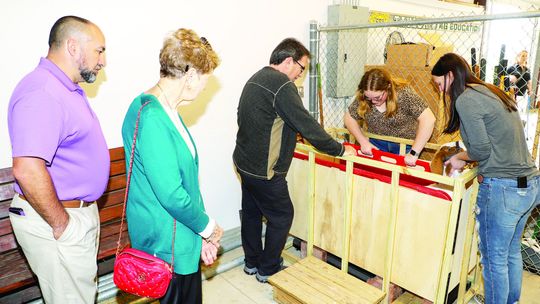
[99, 109, 540, 304]
[100, 246, 540, 304]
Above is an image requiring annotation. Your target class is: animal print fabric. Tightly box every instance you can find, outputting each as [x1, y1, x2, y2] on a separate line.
[347, 86, 428, 140]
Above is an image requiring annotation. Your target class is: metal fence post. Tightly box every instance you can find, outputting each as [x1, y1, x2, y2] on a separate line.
[309, 20, 320, 121]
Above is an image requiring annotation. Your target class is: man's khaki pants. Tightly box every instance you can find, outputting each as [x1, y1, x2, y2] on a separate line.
[9, 194, 100, 304]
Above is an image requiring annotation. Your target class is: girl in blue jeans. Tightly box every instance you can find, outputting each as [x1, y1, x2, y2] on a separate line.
[432, 53, 540, 304]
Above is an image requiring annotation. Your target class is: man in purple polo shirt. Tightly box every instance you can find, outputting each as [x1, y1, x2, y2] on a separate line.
[7, 16, 108, 304]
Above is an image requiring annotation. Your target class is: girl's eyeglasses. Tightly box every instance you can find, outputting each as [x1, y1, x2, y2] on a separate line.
[364, 91, 386, 102]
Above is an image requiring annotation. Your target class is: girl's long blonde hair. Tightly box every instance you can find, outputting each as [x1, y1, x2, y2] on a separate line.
[354, 68, 408, 126]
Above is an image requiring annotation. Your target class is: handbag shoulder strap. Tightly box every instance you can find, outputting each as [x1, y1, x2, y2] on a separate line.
[115, 99, 177, 272]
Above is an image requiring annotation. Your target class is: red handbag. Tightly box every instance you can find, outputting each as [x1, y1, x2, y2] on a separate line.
[113, 248, 172, 298]
[113, 100, 176, 299]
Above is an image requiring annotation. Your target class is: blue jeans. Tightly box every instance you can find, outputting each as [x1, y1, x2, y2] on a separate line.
[369, 138, 411, 155]
[476, 176, 540, 304]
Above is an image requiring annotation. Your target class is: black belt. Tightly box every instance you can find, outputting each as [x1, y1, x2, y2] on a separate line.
[477, 175, 527, 188]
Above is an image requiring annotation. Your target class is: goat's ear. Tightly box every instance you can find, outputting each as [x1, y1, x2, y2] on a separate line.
[445, 163, 453, 176]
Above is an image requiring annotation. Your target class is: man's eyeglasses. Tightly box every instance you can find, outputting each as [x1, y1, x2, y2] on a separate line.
[294, 59, 305, 73]
[364, 91, 386, 102]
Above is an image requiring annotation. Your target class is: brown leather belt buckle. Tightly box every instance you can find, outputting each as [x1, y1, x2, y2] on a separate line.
[477, 175, 484, 183]
[62, 200, 93, 208]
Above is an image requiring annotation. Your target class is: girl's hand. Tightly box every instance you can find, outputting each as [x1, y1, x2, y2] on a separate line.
[445, 154, 467, 175]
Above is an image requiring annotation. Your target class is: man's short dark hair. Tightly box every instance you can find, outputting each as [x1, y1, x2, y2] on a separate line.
[269, 38, 310, 65]
[48, 15, 91, 49]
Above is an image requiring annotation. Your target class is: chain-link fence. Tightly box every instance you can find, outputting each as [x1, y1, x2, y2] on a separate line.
[313, 8, 540, 145]
[309, 3, 540, 287]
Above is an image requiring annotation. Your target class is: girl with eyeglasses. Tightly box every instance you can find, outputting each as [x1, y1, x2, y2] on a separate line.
[344, 68, 436, 166]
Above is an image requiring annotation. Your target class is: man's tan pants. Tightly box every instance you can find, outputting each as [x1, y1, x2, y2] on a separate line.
[9, 194, 100, 304]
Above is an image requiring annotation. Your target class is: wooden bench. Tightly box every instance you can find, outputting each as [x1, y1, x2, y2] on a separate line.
[0, 147, 129, 303]
[269, 256, 386, 304]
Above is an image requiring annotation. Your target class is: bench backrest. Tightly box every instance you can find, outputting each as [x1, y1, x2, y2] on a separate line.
[96, 147, 130, 258]
[0, 167, 15, 254]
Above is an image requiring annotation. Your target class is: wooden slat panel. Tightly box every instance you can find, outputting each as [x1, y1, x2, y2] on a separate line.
[0, 249, 35, 294]
[98, 232, 130, 260]
[0, 284, 42, 304]
[99, 204, 124, 223]
[105, 174, 126, 192]
[98, 220, 129, 259]
[0, 168, 13, 184]
[0, 218, 13, 237]
[100, 220, 126, 238]
[393, 292, 426, 303]
[109, 147, 125, 162]
[0, 217, 16, 253]
[269, 268, 336, 303]
[109, 160, 126, 177]
[97, 189, 125, 210]
[0, 183, 14, 203]
[0, 276, 36, 297]
[269, 256, 385, 304]
[0, 200, 11, 219]
[0, 234, 16, 253]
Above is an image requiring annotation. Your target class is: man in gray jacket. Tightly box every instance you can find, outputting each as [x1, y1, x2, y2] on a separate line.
[233, 38, 355, 283]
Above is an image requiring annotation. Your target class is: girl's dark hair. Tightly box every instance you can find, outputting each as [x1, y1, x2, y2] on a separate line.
[431, 53, 516, 133]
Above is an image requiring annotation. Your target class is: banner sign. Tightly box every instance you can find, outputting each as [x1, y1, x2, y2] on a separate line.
[369, 11, 481, 33]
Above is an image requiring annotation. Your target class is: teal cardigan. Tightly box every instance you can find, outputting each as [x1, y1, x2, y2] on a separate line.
[121, 93, 210, 275]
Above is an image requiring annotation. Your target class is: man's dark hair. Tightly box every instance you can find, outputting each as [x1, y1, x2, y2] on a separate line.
[48, 15, 91, 49]
[269, 38, 310, 65]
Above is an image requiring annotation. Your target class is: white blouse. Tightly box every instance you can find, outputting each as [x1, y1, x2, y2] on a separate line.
[163, 105, 196, 158]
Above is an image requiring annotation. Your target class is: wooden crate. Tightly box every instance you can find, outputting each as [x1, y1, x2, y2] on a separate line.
[287, 144, 480, 303]
[268, 256, 385, 304]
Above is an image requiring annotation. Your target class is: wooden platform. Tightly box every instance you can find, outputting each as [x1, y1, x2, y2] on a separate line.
[268, 256, 385, 304]
[393, 292, 432, 304]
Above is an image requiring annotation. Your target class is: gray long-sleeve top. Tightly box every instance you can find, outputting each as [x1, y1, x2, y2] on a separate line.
[456, 85, 538, 178]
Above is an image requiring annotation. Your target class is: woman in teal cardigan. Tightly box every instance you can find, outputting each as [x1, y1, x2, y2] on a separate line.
[121, 29, 222, 304]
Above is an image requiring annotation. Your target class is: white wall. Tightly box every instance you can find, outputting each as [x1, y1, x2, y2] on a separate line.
[0, 0, 484, 230]
[0, 0, 333, 230]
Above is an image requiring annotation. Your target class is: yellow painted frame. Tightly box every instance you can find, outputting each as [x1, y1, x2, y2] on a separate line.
[294, 139, 480, 304]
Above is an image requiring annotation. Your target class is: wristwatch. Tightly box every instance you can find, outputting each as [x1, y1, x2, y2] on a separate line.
[409, 149, 418, 156]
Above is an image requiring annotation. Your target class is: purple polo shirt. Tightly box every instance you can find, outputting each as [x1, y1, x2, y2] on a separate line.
[8, 58, 110, 201]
